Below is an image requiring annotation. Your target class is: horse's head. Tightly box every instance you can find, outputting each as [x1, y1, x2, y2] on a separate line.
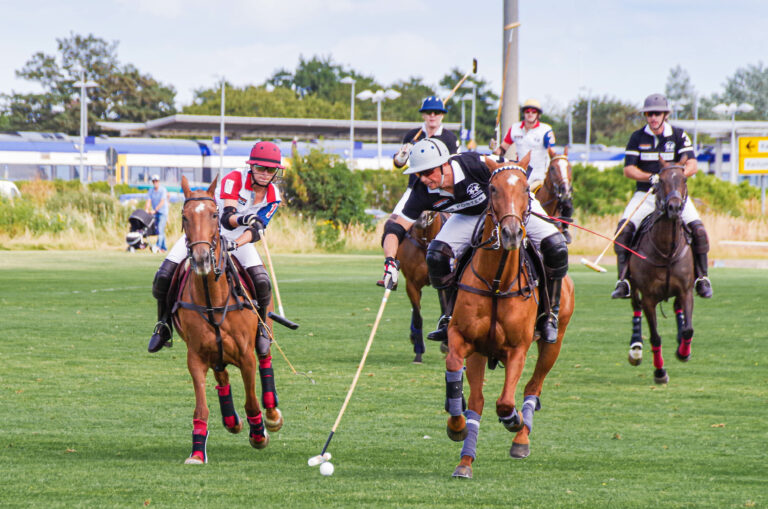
[487, 153, 531, 251]
[181, 176, 220, 276]
[414, 210, 437, 231]
[546, 146, 573, 204]
[655, 158, 688, 220]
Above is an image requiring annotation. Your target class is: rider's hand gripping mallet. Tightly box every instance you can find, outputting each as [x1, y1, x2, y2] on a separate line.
[259, 229, 286, 317]
[308, 288, 392, 471]
[410, 58, 477, 143]
[580, 187, 654, 273]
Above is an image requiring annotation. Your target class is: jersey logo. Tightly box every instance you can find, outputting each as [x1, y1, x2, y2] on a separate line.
[466, 183, 482, 198]
[664, 141, 676, 152]
[638, 144, 651, 150]
[433, 198, 451, 208]
[238, 197, 247, 205]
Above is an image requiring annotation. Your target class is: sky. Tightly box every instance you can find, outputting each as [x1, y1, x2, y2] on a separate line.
[1, 0, 766, 115]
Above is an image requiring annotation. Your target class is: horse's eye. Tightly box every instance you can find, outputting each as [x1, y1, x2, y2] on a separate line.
[212, 213, 219, 219]
[490, 185, 497, 195]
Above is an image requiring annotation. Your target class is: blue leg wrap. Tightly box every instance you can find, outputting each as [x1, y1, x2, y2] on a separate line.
[522, 395, 540, 433]
[459, 410, 481, 459]
[445, 369, 465, 417]
[411, 324, 425, 354]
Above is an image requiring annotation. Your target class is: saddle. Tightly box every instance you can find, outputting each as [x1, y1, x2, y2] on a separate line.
[632, 214, 693, 264]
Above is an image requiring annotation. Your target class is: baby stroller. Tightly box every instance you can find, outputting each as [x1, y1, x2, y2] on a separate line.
[126, 209, 157, 252]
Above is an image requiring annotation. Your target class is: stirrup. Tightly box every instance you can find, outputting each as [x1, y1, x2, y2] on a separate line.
[427, 315, 450, 342]
[537, 313, 558, 344]
[148, 321, 172, 352]
[694, 276, 713, 298]
[611, 279, 631, 299]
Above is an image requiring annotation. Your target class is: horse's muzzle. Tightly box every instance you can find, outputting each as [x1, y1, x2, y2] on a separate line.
[191, 246, 213, 276]
[499, 219, 524, 250]
[666, 192, 683, 218]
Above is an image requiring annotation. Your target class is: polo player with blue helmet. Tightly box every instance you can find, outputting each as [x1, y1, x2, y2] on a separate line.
[393, 96, 460, 169]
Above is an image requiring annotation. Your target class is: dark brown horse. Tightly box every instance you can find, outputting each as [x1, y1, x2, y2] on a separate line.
[443, 156, 575, 479]
[535, 147, 573, 240]
[173, 176, 283, 464]
[627, 160, 694, 384]
[396, 210, 447, 363]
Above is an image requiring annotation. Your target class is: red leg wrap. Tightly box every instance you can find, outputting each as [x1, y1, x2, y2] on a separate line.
[652, 345, 663, 370]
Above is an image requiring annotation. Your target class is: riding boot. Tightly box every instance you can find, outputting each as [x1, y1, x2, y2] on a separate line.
[148, 259, 179, 353]
[537, 277, 562, 344]
[425, 240, 457, 343]
[689, 220, 712, 298]
[611, 220, 636, 299]
[246, 266, 273, 355]
[559, 200, 574, 244]
[427, 286, 456, 342]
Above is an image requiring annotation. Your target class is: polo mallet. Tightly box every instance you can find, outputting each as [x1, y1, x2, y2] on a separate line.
[259, 229, 286, 317]
[308, 288, 392, 468]
[495, 22, 521, 147]
[580, 187, 654, 272]
[410, 58, 478, 143]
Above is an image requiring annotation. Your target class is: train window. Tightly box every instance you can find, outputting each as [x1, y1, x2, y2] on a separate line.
[54, 165, 71, 180]
[91, 166, 107, 182]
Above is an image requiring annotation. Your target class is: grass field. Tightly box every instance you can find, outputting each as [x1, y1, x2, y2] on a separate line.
[0, 251, 766, 508]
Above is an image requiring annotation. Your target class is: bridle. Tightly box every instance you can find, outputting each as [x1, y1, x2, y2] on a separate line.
[183, 196, 224, 278]
[488, 164, 531, 234]
[654, 165, 688, 219]
[541, 155, 572, 206]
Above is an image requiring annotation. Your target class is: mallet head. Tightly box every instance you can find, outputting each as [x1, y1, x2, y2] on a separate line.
[580, 258, 607, 273]
[307, 452, 332, 467]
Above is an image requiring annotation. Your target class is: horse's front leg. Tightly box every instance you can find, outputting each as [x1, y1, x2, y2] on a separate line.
[445, 325, 473, 442]
[406, 279, 425, 363]
[213, 369, 243, 434]
[628, 291, 644, 366]
[497, 344, 528, 433]
[675, 290, 694, 361]
[452, 353, 486, 479]
[641, 298, 668, 384]
[186, 351, 210, 464]
[242, 349, 269, 449]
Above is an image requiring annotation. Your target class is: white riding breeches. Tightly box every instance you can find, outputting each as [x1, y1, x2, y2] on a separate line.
[166, 234, 263, 268]
[433, 196, 560, 260]
[621, 190, 701, 228]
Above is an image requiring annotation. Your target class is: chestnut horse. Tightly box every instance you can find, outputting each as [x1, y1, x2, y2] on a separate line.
[173, 176, 283, 464]
[444, 157, 575, 479]
[535, 147, 573, 239]
[627, 160, 694, 384]
[396, 211, 447, 363]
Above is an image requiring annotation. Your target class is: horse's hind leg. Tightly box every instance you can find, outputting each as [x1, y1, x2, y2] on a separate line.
[407, 281, 425, 363]
[241, 352, 269, 449]
[675, 292, 694, 362]
[213, 369, 242, 434]
[186, 351, 210, 464]
[628, 293, 644, 366]
[641, 299, 668, 384]
[452, 353, 486, 479]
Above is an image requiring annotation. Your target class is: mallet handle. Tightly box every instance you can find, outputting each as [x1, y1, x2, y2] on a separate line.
[259, 230, 285, 317]
[592, 187, 654, 266]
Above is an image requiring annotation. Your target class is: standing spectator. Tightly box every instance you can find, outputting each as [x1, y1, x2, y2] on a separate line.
[145, 175, 169, 252]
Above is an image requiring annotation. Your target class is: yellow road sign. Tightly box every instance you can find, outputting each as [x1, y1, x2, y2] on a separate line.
[739, 136, 768, 174]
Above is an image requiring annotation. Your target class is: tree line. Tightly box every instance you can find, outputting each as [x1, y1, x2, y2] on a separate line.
[2, 33, 767, 149]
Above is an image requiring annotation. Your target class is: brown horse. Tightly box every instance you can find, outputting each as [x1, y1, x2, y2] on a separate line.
[173, 176, 283, 464]
[627, 160, 694, 384]
[396, 210, 447, 363]
[535, 147, 573, 241]
[444, 156, 575, 479]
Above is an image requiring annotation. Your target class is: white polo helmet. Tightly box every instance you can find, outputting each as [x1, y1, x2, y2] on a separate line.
[403, 138, 451, 174]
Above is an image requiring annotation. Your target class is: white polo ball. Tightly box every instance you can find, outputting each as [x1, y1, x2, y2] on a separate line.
[319, 461, 334, 476]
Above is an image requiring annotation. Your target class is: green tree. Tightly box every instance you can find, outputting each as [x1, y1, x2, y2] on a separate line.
[439, 70, 499, 148]
[566, 95, 639, 147]
[2, 33, 176, 133]
[665, 65, 696, 119]
[712, 62, 768, 120]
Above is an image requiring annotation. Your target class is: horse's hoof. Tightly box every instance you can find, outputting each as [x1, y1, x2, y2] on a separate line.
[654, 368, 669, 385]
[510, 442, 530, 459]
[413, 353, 423, 364]
[184, 454, 205, 465]
[265, 408, 283, 432]
[451, 465, 472, 479]
[224, 415, 243, 434]
[628, 343, 643, 366]
[446, 424, 468, 442]
[250, 430, 270, 449]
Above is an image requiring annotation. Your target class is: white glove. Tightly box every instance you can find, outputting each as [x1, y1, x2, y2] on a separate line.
[649, 173, 660, 185]
[224, 239, 238, 252]
[489, 138, 498, 151]
[377, 257, 400, 290]
[393, 143, 412, 167]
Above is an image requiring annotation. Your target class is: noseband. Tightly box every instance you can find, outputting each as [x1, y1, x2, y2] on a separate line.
[489, 165, 531, 228]
[183, 196, 223, 277]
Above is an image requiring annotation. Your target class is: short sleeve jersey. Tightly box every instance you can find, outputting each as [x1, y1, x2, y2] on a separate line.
[399, 152, 491, 222]
[147, 186, 169, 215]
[624, 122, 695, 192]
[217, 167, 281, 238]
[503, 121, 555, 181]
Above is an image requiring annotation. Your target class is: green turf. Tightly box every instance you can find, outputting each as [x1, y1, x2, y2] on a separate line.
[0, 251, 765, 508]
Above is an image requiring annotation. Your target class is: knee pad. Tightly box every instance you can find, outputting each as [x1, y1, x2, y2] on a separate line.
[247, 266, 272, 309]
[381, 219, 407, 247]
[688, 220, 709, 254]
[540, 233, 568, 279]
[426, 240, 455, 289]
[152, 260, 178, 299]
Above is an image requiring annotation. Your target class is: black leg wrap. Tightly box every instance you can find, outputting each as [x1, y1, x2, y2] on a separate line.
[259, 365, 278, 408]
[191, 432, 208, 460]
[632, 314, 643, 345]
[445, 371, 466, 416]
[217, 387, 240, 429]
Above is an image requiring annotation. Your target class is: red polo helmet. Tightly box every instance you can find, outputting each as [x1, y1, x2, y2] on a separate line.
[247, 141, 285, 169]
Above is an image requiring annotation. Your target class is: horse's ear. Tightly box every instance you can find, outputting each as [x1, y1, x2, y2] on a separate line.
[181, 176, 192, 198]
[547, 147, 557, 158]
[518, 151, 531, 171]
[563, 145, 569, 157]
[207, 176, 218, 197]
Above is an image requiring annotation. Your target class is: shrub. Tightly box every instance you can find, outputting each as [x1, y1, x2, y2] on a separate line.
[571, 164, 634, 216]
[358, 169, 409, 212]
[313, 220, 345, 251]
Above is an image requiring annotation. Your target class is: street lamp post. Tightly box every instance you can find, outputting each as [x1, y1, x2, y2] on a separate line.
[585, 93, 592, 163]
[72, 66, 98, 184]
[219, 77, 226, 182]
[356, 89, 401, 167]
[713, 102, 754, 183]
[340, 77, 356, 169]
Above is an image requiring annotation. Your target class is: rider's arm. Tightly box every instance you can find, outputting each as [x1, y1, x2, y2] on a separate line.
[683, 156, 698, 178]
[493, 140, 511, 156]
[623, 164, 655, 183]
[382, 215, 414, 259]
[220, 198, 253, 247]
